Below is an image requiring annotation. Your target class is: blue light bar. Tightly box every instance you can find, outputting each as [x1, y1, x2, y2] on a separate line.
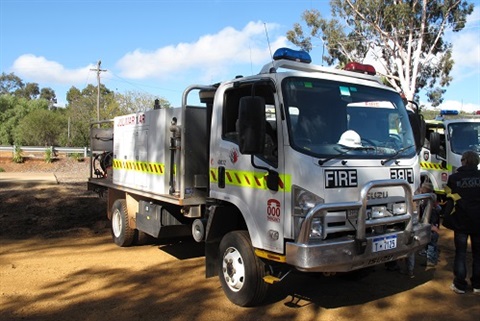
[440, 109, 459, 115]
[273, 48, 311, 63]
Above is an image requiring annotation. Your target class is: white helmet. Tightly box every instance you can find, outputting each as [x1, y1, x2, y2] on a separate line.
[338, 130, 362, 148]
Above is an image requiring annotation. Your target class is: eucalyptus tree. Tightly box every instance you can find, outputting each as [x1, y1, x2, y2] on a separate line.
[287, 0, 474, 106]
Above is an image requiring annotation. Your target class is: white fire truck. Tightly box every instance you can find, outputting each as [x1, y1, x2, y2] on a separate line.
[88, 48, 433, 306]
[420, 116, 480, 199]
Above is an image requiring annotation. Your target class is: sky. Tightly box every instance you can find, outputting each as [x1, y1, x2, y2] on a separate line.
[1, 0, 479, 113]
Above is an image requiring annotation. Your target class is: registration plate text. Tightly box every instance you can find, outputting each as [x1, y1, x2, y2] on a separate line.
[372, 235, 397, 252]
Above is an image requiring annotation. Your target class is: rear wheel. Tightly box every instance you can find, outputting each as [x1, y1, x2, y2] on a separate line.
[218, 230, 269, 306]
[111, 199, 135, 247]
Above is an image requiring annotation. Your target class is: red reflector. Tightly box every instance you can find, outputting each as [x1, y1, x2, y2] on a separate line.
[344, 62, 376, 75]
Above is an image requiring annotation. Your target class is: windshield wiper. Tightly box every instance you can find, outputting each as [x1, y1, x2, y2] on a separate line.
[318, 145, 374, 165]
[381, 145, 414, 165]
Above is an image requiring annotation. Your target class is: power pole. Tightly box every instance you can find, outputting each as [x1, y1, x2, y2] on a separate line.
[90, 60, 107, 122]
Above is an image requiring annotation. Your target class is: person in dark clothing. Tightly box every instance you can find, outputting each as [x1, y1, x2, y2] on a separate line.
[444, 150, 480, 294]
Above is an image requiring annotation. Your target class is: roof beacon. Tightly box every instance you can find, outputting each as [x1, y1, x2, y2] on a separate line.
[273, 48, 311, 64]
[440, 109, 459, 116]
[344, 62, 376, 75]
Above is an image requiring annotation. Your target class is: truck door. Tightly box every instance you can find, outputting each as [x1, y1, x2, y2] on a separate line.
[210, 81, 285, 253]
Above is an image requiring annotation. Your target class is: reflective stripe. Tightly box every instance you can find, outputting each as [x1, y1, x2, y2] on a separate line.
[113, 159, 166, 175]
[420, 162, 451, 170]
[210, 168, 291, 192]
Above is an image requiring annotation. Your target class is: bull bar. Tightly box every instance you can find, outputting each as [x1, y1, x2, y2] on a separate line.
[286, 179, 434, 272]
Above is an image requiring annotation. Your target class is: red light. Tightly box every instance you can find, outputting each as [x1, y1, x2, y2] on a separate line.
[344, 62, 376, 75]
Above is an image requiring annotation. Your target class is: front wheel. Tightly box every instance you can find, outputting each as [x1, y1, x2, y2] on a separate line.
[111, 199, 135, 247]
[218, 230, 269, 306]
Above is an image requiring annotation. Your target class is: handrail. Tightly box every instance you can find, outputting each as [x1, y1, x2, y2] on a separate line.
[0, 145, 89, 157]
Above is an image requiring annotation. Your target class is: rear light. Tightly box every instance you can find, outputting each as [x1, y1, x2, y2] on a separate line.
[344, 62, 376, 75]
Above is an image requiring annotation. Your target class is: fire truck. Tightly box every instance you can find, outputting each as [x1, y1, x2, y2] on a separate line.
[88, 48, 433, 306]
[420, 116, 480, 199]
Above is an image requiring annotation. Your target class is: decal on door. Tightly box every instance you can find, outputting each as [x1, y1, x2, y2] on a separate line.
[267, 199, 281, 223]
[229, 148, 239, 164]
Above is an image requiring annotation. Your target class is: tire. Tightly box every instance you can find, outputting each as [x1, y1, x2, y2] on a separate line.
[218, 230, 269, 307]
[111, 199, 135, 247]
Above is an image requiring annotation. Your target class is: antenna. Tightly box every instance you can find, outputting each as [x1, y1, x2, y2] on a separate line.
[264, 23, 275, 65]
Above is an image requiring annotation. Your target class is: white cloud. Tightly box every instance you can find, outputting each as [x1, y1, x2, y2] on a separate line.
[11, 54, 97, 85]
[450, 32, 480, 80]
[449, 6, 480, 76]
[116, 21, 288, 80]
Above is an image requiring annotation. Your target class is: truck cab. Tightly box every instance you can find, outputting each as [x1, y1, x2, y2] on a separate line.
[204, 49, 432, 305]
[421, 117, 480, 198]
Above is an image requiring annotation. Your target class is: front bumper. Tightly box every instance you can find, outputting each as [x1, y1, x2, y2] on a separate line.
[286, 223, 431, 272]
[286, 179, 434, 272]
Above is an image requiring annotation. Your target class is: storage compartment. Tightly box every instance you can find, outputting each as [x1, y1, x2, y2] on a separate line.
[137, 201, 190, 238]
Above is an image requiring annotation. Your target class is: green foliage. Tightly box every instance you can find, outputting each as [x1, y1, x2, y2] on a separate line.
[420, 109, 476, 121]
[40, 87, 56, 102]
[0, 95, 48, 145]
[44, 148, 53, 163]
[70, 153, 84, 162]
[14, 108, 67, 146]
[287, 0, 475, 105]
[0, 72, 24, 95]
[15, 82, 40, 100]
[0, 167, 5, 172]
[12, 146, 23, 163]
[66, 84, 116, 146]
[1, 74, 171, 148]
[1, 72, 56, 101]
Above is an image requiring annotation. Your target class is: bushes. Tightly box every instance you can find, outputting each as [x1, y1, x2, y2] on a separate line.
[44, 148, 53, 163]
[70, 153, 85, 162]
[12, 146, 23, 163]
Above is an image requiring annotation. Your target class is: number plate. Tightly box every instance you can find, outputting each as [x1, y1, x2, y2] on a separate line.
[372, 235, 397, 252]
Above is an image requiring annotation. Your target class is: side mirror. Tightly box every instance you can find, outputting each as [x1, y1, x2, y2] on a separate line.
[238, 96, 266, 155]
[407, 101, 425, 154]
[429, 132, 441, 155]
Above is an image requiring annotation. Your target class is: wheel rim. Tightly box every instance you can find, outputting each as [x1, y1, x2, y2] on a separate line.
[112, 209, 122, 238]
[222, 247, 246, 292]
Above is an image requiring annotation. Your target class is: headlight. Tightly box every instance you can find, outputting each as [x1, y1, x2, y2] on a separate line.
[310, 218, 323, 238]
[392, 202, 407, 215]
[293, 187, 324, 216]
[293, 186, 324, 238]
[371, 206, 388, 218]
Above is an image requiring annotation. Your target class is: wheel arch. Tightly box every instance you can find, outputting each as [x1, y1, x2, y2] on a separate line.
[420, 171, 443, 192]
[204, 201, 252, 278]
[107, 189, 138, 229]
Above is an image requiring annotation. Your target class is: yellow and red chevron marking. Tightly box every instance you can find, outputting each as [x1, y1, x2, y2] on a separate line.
[113, 159, 165, 175]
[210, 168, 291, 192]
[420, 162, 446, 170]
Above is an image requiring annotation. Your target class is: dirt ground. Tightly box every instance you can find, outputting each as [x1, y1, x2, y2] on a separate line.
[1, 155, 479, 321]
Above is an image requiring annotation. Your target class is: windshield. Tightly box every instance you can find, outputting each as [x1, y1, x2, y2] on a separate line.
[448, 122, 480, 154]
[283, 77, 415, 159]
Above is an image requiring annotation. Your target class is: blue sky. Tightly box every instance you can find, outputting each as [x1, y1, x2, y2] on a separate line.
[1, 0, 479, 113]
